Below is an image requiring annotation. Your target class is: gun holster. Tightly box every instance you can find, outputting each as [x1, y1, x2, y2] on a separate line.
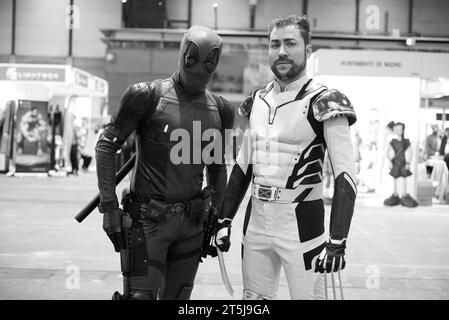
[113, 188, 150, 300]
[188, 187, 212, 224]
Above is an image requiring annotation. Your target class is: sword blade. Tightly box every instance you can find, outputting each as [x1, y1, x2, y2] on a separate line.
[324, 272, 328, 300]
[217, 248, 234, 298]
[338, 270, 344, 300]
[331, 271, 337, 300]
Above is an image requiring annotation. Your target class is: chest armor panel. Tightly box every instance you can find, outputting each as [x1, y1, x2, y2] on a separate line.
[249, 83, 325, 189]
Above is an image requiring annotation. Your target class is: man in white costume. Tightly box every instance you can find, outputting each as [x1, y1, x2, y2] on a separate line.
[214, 15, 357, 300]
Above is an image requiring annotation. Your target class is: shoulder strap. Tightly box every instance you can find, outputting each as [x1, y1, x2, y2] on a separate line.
[210, 93, 225, 126]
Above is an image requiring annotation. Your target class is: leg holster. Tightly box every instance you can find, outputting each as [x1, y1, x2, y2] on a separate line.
[113, 188, 212, 300]
[112, 189, 157, 300]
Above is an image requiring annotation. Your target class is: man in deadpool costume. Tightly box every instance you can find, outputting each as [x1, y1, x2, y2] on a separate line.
[96, 25, 234, 300]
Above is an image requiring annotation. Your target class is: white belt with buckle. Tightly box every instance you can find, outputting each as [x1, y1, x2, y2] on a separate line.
[251, 183, 323, 203]
[253, 184, 279, 201]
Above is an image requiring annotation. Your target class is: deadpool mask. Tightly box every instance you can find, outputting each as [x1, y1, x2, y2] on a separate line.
[178, 25, 223, 95]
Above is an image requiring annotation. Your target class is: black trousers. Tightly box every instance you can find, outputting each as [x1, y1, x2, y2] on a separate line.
[81, 155, 92, 170]
[123, 213, 204, 300]
[70, 144, 79, 172]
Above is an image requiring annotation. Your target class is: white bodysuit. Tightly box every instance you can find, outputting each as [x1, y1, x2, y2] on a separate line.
[230, 75, 357, 300]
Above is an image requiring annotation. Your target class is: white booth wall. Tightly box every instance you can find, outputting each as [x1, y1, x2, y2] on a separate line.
[309, 49, 449, 199]
[315, 74, 421, 198]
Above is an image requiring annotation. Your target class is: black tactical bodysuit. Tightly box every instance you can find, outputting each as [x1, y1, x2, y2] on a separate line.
[96, 26, 234, 300]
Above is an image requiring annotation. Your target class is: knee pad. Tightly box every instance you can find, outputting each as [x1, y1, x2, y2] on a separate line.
[242, 289, 270, 300]
[112, 291, 124, 300]
[112, 290, 155, 300]
[122, 276, 158, 300]
[127, 290, 156, 300]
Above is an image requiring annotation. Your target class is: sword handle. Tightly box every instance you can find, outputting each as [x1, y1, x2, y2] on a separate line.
[74, 154, 136, 223]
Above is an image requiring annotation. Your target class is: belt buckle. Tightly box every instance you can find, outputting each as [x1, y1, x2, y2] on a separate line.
[139, 203, 151, 218]
[171, 203, 185, 215]
[257, 185, 277, 201]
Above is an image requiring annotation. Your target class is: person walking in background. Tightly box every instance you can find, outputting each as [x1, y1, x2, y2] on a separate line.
[439, 127, 449, 171]
[80, 122, 98, 173]
[69, 124, 80, 176]
[423, 124, 441, 177]
[383, 122, 418, 207]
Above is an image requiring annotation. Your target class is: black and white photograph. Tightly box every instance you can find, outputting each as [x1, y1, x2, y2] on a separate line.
[0, 0, 448, 311]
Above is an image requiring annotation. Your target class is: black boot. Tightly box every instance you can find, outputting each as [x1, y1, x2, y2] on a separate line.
[383, 194, 400, 206]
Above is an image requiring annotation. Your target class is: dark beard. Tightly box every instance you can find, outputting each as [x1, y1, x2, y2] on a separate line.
[270, 57, 306, 81]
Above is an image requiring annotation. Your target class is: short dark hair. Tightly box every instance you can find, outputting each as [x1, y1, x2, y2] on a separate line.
[394, 122, 405, 129]
[386, 121, 395, 130]
[268, 15, 311, 44]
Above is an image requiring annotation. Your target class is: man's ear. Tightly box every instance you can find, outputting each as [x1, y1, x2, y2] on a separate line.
[306, 44, 313, 59]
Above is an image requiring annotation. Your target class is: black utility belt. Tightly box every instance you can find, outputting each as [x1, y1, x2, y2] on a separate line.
[125, 197, 205, 222]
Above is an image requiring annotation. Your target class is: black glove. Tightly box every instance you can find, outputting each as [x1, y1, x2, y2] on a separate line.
[102, 208, 127, 252]
[214, 218, 232, 252]
[314, 239, 346, 273]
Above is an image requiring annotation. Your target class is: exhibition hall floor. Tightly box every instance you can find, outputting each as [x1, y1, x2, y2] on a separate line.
[0, 172, 448, 300]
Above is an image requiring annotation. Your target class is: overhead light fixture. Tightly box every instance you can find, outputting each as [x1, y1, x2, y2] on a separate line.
[106, 52, 115, 62]
[213, 3, 219, 8]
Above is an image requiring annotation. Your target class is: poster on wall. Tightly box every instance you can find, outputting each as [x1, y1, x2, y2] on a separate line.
[14, 100, 50, 173]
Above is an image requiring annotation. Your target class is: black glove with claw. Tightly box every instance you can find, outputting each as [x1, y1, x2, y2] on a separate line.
[314, 239, 346, 273]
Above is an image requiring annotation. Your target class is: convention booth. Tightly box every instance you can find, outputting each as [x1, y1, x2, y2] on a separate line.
[0, 63, 108, 175]
[308, 49, 449, 203]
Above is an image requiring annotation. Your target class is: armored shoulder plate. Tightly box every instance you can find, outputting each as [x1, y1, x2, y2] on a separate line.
[312, 89, 357, 126]
[237, 90, 258, 119]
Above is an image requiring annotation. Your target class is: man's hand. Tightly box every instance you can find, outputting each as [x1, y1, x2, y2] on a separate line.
[102, 208, 127, 252]
[214, 218, 232, 252]
[314, 239, 346, 273]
